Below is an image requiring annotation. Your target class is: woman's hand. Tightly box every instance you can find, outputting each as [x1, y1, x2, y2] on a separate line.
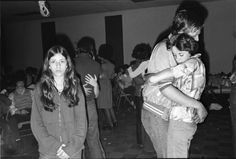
[85, 74, 98, 88]
[9, 105, 18, 115]
[195, 102, 208, 123]
[85, 74, 99, 98]
[57, 144, 69, 159]
[83, 84, 92, 96]
[192, 109, 201, 124]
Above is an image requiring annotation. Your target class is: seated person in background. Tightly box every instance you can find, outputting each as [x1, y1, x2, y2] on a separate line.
[25, 66, 38, 90]
[8, 80, 33, 115]
[115, 64, 132, 88]
[117, 72, 133, 90]
[8, 80, 33, 141]
[115, 64, 129, 76]
[0, 89, 19, 152]
[0, 89, 11, 117]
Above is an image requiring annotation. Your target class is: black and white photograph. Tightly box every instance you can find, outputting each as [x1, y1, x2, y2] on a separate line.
[0, 0, 235, 158]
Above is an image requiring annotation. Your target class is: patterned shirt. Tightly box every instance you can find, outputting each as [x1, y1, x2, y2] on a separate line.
[9, 88, 33, 109]
[142, 40, 177, 119]
[169, 54, 206, 122]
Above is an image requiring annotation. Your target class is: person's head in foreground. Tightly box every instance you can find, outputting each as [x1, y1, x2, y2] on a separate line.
[41, 45, 79, 111]
[167, 33, 199, 64]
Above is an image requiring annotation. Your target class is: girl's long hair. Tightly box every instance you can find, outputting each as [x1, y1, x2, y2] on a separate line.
[40, 45, 79, 111]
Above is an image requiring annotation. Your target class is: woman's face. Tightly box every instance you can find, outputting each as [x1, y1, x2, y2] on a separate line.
[172, 46, 191, 64]
[49, 53, 67, 77]
[16, 81, 25, 94]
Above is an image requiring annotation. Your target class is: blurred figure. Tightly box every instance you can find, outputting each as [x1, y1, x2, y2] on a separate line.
[8, 80, 33, 135]
[8, 80, 33, 114]
[7, 80, 33, 154]
[127, 43, 151, 79]
[126, 43, 154, 151]
[0, 89, 11, 117]
[0, 89, 19, 153]
[230, 54, 236, 157]
[97, 44, 117, 130]
[25, 66, 38, 90]
[74, 36, 105, 159]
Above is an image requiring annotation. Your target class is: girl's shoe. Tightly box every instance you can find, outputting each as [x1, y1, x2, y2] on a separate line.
[102, 125, 113, 130]
[113, 121, 118, 127]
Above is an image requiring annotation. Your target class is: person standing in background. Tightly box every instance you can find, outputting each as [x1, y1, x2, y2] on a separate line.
[126, 43, 154, 151]
[31, 45, 87, 159]
[229, 54, 236, 158]
[74, 36, 105, 159]
[97, 44, 118, 130]
[8, 80, 33, 147]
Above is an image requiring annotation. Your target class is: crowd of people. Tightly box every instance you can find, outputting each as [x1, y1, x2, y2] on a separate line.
[1, 0, 236, 158]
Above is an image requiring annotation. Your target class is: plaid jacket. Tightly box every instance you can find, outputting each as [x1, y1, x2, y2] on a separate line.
[169, 54, 206, 122]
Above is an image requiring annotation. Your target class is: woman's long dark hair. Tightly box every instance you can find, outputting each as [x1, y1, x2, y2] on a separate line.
[40, 45, 79, 111]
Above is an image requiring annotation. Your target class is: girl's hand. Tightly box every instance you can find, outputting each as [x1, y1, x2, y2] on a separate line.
[83, 84, 92, 96]
[57, 144, 69, 159]
[20, 109, 29, 115]
[195, 102, 208, 123]
[9, 105, 18, 115]
[192, 113, 201, 124]
[85, 74, 98, 87]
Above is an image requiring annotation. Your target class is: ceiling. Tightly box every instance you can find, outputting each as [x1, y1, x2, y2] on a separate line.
[1, 0, 222, 22]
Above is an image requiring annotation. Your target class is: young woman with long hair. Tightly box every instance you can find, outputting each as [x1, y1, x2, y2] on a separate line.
[31, 45, 87, 159]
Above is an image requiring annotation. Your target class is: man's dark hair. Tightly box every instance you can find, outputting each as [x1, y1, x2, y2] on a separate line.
[98, 43, 113, 61]
[171, 0, 208, 35]
[76, 36, 96, 57]
[132, 43, 151, 60]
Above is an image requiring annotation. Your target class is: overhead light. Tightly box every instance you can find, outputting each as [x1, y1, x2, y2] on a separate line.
[38, 0, 50, 17]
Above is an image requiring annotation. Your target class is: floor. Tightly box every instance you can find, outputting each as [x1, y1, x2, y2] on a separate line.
[1, 93, 234, 158]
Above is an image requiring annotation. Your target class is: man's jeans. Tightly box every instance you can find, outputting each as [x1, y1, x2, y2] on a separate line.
[85, 100, 105, 159]
[167, 119, 197, 158]
[141, 108, 168, 158]
[230, 84, 236, 157]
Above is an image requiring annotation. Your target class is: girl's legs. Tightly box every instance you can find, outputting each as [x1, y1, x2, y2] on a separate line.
[109, 108, 118, 126]
[85, 100, 105, 158]
[104, 109, 113, 127]
[167, 120, 197, 158]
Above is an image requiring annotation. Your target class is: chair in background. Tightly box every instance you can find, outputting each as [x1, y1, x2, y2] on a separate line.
[6, 107, 33, 154]
[6, 108, 32, 138]
[113, 77, 136, 113]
